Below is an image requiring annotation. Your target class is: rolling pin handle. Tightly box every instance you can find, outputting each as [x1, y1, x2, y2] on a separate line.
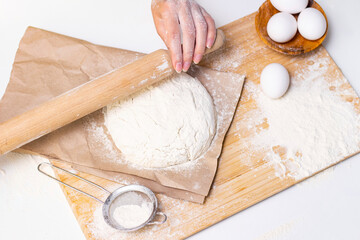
[204, 29, 226, 55]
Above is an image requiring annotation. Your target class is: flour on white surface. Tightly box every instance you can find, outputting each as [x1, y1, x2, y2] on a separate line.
[105, 73, 216, 168]
[239, 54, 360, 179]
[0, 153, 85, 240]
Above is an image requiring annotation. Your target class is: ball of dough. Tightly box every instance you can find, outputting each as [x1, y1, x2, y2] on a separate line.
[105, 73, 217, 168]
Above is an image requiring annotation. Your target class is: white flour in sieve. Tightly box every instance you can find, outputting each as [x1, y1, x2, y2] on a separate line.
[238, 54, 360, 179]
[112, 202, 152, 229]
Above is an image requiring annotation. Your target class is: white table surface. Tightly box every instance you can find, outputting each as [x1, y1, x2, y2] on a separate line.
[1, 0, 360, 239]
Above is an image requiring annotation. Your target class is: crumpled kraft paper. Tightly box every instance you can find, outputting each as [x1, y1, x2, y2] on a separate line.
[0, 27, 245, 203]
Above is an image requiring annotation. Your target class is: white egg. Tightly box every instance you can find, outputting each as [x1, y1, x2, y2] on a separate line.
[260, 63, 290, 99]
[267, 12, 298, 43]
[298, 8, 327, 41]
[270, 0, 308, 14]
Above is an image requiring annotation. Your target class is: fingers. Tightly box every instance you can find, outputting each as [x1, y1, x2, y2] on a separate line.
[191, 4, 207, 64]
[151, 0, 216, 73]
[178, 2, 195, 72]
[164, 12, 183, 73]
[201, 7, 216, 49]
[151, 3, 182, 72]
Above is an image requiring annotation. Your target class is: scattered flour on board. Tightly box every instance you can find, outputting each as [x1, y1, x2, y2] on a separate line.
[297, 167, 335, 188]
[88, 204, 129, 240]
[237, 53, 360, 180]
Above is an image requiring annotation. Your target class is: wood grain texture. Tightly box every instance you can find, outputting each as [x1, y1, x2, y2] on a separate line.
[52, 12, 360, 240]
[255, 0, 328, 55]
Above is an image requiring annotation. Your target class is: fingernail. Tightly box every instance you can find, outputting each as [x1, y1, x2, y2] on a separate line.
[206, 39, 214, 48]
[193, 54, 202, 64]
[183, 62, 191, 72]
[175, 62, 182, 73]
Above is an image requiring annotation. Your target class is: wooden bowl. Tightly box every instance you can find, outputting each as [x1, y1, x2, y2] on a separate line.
[255, 0, 328, 55]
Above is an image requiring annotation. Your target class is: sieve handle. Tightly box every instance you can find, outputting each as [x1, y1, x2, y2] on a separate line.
[147, 212, 167, 225]
[38, 162, 111, 204]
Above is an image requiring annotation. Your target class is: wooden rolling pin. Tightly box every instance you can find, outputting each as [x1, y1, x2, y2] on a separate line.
[0, 29, 225, 155]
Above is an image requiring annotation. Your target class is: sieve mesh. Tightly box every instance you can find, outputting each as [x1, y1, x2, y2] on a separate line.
[109, 191, 153, 229]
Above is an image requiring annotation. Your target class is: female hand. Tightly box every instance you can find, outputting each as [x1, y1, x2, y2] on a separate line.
[151, 0, 216, 73]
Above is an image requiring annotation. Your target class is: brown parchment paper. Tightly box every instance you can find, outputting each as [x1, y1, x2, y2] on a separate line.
[0, 27, 245, 203]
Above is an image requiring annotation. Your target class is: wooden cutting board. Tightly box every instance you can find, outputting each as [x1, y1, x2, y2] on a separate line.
[52, 12, 360, 239]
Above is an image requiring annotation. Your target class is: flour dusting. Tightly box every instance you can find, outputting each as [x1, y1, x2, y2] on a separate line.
[237, 53, 360, 179]
[88, 205, 128, 240]
[157, 61, 169, 71]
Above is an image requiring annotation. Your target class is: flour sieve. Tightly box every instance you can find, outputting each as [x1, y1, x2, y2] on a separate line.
[38, 162, 167, 231]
